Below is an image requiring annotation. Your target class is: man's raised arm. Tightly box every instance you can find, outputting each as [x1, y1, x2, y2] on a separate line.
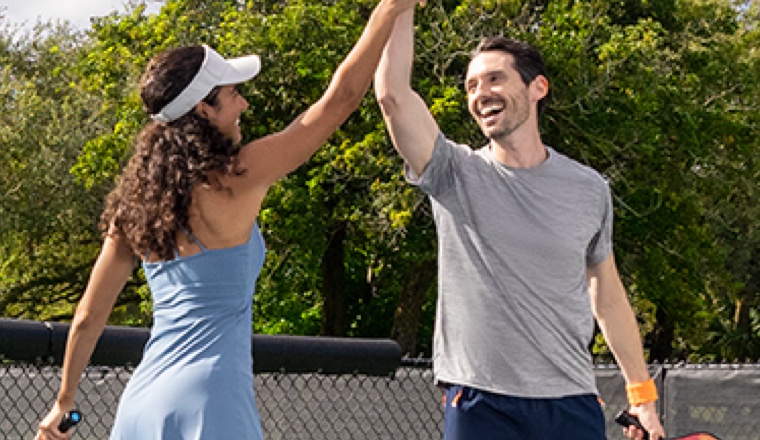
[374, 9, 439, 177]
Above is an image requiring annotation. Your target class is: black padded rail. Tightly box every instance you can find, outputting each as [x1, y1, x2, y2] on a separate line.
[0, 318, 402, 376]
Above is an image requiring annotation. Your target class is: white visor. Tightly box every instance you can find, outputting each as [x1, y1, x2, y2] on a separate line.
[151, 45, 261, 122]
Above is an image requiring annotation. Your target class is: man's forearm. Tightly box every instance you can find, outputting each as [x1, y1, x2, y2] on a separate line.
[589, 257, 651, 384]
[375, 9, 415, 97]
[595, 283, 651, 384]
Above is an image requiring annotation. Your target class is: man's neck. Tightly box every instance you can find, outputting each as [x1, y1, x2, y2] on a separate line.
[488, 129, 547, 169]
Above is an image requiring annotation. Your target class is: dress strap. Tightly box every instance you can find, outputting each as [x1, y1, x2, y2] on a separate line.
[179, 226, 208, 252]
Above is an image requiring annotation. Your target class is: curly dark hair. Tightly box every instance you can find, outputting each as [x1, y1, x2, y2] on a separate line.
[100, 45, 241, 261]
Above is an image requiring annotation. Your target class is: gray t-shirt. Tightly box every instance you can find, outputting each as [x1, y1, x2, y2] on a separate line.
[407, 133, 613, 398]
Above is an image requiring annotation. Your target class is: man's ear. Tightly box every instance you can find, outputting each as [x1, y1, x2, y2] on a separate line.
[530, 75, 549, 102]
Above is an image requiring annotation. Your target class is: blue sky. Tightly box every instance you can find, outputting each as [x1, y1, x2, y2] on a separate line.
[2, 0, 163, 30]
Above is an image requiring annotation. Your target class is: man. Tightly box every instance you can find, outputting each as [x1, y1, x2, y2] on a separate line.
[374, 9, 665, 440]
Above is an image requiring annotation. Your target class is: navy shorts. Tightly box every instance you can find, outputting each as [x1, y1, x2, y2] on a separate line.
[442, 384, 606, 440]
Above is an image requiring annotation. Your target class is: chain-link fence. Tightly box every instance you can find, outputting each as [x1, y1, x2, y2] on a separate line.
[1, 318, 759, 439]
[4, 360, 760, 439]
[1, 362, 444, 440]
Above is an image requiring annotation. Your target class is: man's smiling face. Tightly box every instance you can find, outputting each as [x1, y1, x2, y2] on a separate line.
[465, 52, 532, 141]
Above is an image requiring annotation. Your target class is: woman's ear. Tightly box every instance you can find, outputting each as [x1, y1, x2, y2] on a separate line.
[194, 101, 213, 120]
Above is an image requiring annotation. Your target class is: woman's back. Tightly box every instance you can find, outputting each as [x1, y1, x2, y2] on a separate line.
[110, 222, 266, 440]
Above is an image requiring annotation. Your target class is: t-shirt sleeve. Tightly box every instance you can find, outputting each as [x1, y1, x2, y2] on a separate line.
[404, 132, 463, 197]
[586, 180, 614, 265]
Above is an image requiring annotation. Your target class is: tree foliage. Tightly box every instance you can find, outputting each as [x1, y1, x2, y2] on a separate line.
[1, 0, 758, 360]
[0, 20, 145, 323]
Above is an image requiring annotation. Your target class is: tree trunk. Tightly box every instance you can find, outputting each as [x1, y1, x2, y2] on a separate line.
[649, 306, 675, 361]
[321, 221, 347, 336]
[391, 259, 437, 356]
[733, 278, 759, 358]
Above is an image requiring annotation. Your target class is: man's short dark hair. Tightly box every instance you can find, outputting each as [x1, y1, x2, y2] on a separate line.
[471, 37, 550, 115]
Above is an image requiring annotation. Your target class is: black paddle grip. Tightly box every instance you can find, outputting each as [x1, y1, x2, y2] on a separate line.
[58, 410, 82, 433]
[615, 410, 650, 440]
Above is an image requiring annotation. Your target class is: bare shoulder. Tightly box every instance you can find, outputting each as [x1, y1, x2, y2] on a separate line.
[187, 179, 267, 249]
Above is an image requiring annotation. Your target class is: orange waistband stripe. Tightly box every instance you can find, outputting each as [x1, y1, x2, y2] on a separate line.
[451, 389, 463, 407]
[442, 389, 464, 408]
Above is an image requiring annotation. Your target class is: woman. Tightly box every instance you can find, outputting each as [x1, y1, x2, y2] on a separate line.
[35, 1, 421, 439]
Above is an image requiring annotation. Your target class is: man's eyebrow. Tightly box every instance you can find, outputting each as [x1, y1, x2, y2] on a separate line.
[466, 69, 505, 82]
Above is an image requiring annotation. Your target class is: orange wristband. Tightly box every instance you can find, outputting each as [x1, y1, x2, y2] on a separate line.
[626, 378, 658, 406]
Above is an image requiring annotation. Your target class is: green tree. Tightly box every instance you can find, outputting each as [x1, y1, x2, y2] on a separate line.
[536, 0, 759, 360]
[2, 0, 757, 361]
[0, 20, 145, 322]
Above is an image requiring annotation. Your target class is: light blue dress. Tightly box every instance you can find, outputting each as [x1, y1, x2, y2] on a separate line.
[110, 223, 266, 439]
